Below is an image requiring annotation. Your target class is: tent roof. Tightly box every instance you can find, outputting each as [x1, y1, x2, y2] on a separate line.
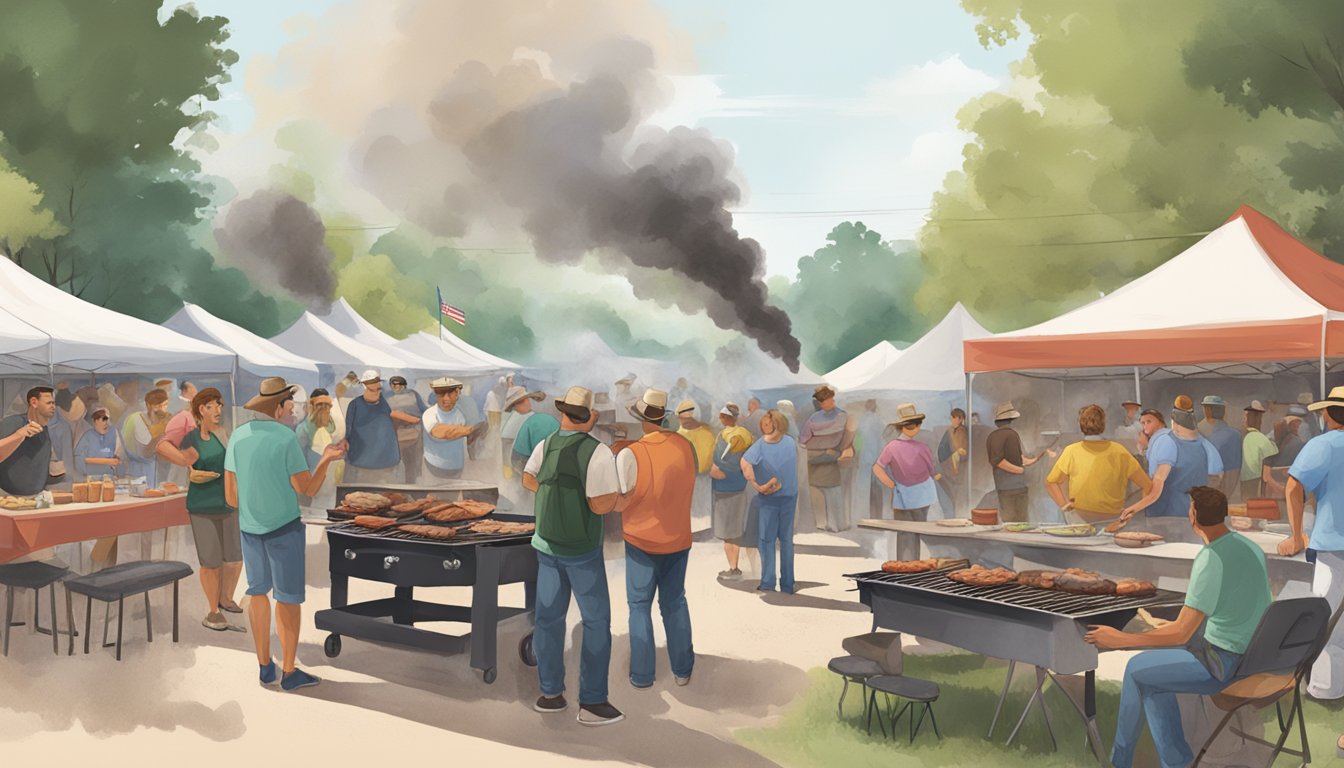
[829, 304, 989, 394]
[394, 332, 496, 374]
[823, 341, 904, 393]
[964, 206, 1344, 373]
[271, 312, 407, 371]
[399, 331, 520, 372]
[0, 257, 234, 373]
[315, 298, 444, 371]
[163, 304, 319, 383]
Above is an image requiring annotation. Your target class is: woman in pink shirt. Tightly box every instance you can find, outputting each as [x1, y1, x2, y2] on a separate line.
[872, 403, 941, 521]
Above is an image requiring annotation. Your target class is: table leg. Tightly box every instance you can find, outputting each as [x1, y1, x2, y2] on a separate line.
[895, 530, 920, 561]
[2, 585, 12, 656]
[49, 586, 58, 654]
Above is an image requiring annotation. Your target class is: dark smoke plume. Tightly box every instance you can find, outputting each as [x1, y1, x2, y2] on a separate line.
[215, 190, 337, 308]
[361, 38, 801, 371]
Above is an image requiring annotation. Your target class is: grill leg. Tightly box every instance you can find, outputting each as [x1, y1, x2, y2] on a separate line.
[989, 659, 1016, 738]
[1006, 669, 1050, 747]
[392, 586, 414, 625]
[83, 596, 92, 654]
[48, 586, 58, 655]
[470, 549, 500, 675]
[330, 572, 349, 609]
[144, 591, 152, 642]
[1083, 670, 1105, 762]
[1035, 667, 1058, 751]
[65, 587, 74, 656]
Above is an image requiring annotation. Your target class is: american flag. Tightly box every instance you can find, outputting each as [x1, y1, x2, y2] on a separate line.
[439, 299, 467, 326]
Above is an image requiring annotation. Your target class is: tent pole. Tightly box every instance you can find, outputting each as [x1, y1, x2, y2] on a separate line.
[965, 372, 974, 515]
[1133, 367, 1141, 405]
[1321, 315, 1328, 399]
[229, 357, 238, 432]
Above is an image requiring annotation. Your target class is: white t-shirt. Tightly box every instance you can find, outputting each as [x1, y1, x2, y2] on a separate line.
[615, 448, 639, 495]
[525, 434, 622, 497]
[484, 391, 502, 415]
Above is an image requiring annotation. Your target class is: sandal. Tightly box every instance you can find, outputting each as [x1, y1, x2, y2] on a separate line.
[218, 600, 243, 614]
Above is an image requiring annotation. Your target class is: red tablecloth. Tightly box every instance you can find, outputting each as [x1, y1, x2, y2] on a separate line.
[0, 494, 189, 563]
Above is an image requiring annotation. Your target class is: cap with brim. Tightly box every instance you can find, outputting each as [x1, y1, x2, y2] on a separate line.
[1244, 400, 1267, 413]
[890, 402, 925, 427]
[994, 402, 1020, 421]
[389, 376, 407, 386]
[1308, 386, 1344, 412]
[359, 369, 381, 384]
[676, 399, 697, 416]
[89, 406, 110, 421]
[245, 377, 297, 412]
[431, 376, 463, 392]
[504, 386, 544, 411]
[1201, 395, 1226, 407]
[629, 388, 669, 425]
[1122, 400, 1141, 408]
[615, 373, 637, 386]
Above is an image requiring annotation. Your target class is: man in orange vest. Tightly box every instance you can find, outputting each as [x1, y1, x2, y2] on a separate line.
[615, 388, 697, 689]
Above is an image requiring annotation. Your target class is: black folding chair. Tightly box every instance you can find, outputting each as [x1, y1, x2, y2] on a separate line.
[1191, 596, 1333, 767]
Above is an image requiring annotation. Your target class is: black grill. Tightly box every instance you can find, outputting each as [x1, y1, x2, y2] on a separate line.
[327, 515, 535, 546]
[845, 564, 1182, 619]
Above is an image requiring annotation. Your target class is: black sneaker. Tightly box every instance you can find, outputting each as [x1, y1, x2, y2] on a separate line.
[533, 694, 567, 713]
[577, 701, 625, 726]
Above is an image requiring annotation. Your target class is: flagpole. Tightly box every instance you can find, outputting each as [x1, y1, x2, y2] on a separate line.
[437, 286, 443, 341]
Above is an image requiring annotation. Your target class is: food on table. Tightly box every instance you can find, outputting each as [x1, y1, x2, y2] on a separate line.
[161, 481, 181, 494]
[72, 484, 88, 503]
[383, 492, 408, 504]
[397, 524, 459, 540]
[142, 489, 165, 497]
[1016, 570, 1062, 589]
[1054, 568, 1117, 595]
[1103, 518, 1130, 534]
[1002, 522, 1038, 533]
[424, 500, 496, 523]
[390, 496, 439, 515]
[1115, 579, 1157, 597]
[1113, 531, 1164, 548]
[0, 496, 37, 510]
[971, 508, 999, 526]
[1228, 516, 1254, 531]
[101, 478, 115, 502]
[947, 565, 1018, 587]
[935, 518, 973, 527]
[465, 520, 535, 535]
[51, 491, 74, 505]
[352, 515, 400, 529]
[1245, 498, 1280, 520]
[1042, 524, 1097, 537]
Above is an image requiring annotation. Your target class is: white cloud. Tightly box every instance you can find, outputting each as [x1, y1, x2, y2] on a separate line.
[649, 75, 818, 128]
[857, 54, 999, 115]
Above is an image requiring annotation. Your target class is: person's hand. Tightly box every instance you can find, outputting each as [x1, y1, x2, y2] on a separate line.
[1137, 609, 1171, 629]
[19, 420, 42, 439]
[183, 447, 200, 465]
[839, 448, 855, 462]
[1084, 625, 1126, 649]
[189, 468, 220, 484]
[709, 465, 726, 480]
[1278, 533, 1308, 557]
[1119, 505, 1138, 522]
[1047, 448, 1058, 459]
[321, 443, 347, 462]
[107, 457, 121, 467]
[1060, 502, 1075, 513]
[957, 448, 967, 457]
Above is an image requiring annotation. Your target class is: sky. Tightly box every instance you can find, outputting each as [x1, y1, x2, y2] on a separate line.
[181, 0, 1028, 278]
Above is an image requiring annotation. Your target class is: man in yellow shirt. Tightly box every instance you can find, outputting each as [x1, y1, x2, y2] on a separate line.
[677, 400, 716, 524]
[1045, 404, 1152, 523]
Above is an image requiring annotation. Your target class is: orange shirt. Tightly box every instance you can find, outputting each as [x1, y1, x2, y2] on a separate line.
[619, 431, 696, 554]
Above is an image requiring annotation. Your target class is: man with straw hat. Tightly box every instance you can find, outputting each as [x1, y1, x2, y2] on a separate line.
[521, 386, 625, 725]
[506, 384, 557, 508]
[872, 403, 941, 522]
[676, 399, 716, 525]
[1280, 385, 1344, 700]
[225, 377, 345, 691]
[614, 388, 697, 690]
[1240, 400, 1277, 502]
[986, 401, 1038, 523]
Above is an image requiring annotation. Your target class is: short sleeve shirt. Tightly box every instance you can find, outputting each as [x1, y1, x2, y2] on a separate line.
[1289, 430, 1344, 552]
[224, 419, 308, 535]
[741, 435, 800, 497]
[1206, 422, 1243, 476]
[986, 427, 1026, 491]
[1241, 431, 1278, 481]
[1184, 532, 1272, 653]
[525, 431, 620, 556]
[345, 396, 400, 469]
[1045, 439, 1142, 517]
[422, 406, 467, 471]
[0, 414, 51, 495]
[514, 412, 560, 458]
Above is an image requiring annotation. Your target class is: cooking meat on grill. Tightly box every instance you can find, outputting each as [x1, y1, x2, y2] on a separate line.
[1016, 570, 1062, 590]
[340, 491, 392, 511]
[425, 503, 494, 523]
[1115, 579, 1157, 597]
[466, 520, 535, 535]
[947, 565, 1017, 587]
[384, 492, 407, 504]
[397, 524, 459, 540]
[352, 515, 401, 529]
[1054, 571, 1117, 595]
[882, 559, 937, 574]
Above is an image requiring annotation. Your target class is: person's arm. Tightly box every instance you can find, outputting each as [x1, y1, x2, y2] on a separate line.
[1279, 476, 1309, 556]
[872, 463, 896, 491]
[1122, 463, 1170, 519]
[996, 458, 1025, 474]
[1086, 606, 1205, 649]
[289, 444, 345, 497]
[521, 441, 544, 493]
[1129, 466, 1153, 496]
[589, 443, 621, 515]
[391, 410, 421, 426]
[224, 470, 238, 508]
[1045, 479, 1070, 509]
[155, 439, 197, 468]
[0, 422, 39, 464]
[613, 447, 639, 511]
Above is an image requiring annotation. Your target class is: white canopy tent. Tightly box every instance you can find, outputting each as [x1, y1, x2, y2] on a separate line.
[315, 298, 445, 371]
[271, 312, 406, 375]
[827, 304, 990, 396]
[409, 330, 520, 372]
[0, 256, 234, 373]
[396, 332, 504, 375]
[0, 304, 52, 376]
[163, 304, 320, 388]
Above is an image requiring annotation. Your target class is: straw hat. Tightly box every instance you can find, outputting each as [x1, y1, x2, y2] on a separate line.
[675, 399, 698, 417]
[1244, 400, 1267, 413]
[890, 402, 925, 427]
[555, 386, 594, 422]
[504, 385, 544, 411]
[994, 401, 1021, 421]
[431, 376, 463, 392]
[629, 388, 669, 424]
[245, 377, 298, 414]
[1308, 386, 1344, 412]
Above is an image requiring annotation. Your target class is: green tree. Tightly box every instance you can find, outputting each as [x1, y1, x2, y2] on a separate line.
[0, 157, 65, 254]
[781, 222, 929, 373]
[0, 0, 284, 331]
[918, 1, 1333, 331]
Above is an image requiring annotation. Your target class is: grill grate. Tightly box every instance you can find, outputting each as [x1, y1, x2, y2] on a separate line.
[327, 514, 536, 547]
[845, 566, 1183, 619]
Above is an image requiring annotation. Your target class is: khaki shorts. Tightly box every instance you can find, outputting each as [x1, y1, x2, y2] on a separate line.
[189, 511, 243, 569]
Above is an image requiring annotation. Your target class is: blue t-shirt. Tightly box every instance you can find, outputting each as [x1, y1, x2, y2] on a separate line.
[514, 412, 560, 458]
[422, 405, 467, 471]
[1147, 429, 1220, 517]
[1289, 429, 1344, 552]
[1206, 422, 1243, 477]
[224, 419, 308, 535]
[742, 435, 799, 497]
[345, 395, 400, 469]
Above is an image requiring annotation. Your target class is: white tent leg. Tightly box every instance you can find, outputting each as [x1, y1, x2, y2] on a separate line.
[966, 372, 975, 514]
[1321, 316, 1328, 399]
[1133, 367, 1141, 405]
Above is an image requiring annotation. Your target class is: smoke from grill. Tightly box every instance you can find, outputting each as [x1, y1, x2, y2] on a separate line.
[214, 190, 337, 309]
[356, 38, 801, 371]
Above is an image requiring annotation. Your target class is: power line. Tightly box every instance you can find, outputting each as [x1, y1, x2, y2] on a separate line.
[1021, 231, 1212, 247]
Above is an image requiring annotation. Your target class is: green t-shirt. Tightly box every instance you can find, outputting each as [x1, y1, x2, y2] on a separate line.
[224, 419, 307, 535]
[181, 428, 230, 515]
[1185, 531, 1272, 654]
[1241, 430, 1278, 481]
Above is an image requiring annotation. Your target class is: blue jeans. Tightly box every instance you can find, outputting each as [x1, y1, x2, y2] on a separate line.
[1112, 644, 1242, 768]
[625, 543, 694, 686]
[240, 518, 306, 604]
[534, 547, 611, 705]
[758, 494, 797, 592]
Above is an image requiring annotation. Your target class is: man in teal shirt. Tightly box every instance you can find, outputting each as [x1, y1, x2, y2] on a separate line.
[1087, 485, 1271, 768]
[225, 377, 344, 692]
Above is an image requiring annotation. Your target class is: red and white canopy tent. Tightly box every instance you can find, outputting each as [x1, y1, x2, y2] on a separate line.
[964, 205, 1344, 396]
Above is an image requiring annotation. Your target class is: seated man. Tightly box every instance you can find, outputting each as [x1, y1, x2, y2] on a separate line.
[1086, 485, 1271, 768]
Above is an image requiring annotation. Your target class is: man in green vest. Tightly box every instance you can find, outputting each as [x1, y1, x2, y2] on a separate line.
[521, 386, 625, 726]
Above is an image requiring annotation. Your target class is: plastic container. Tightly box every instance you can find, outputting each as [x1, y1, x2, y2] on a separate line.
[101, 476, 115, 503]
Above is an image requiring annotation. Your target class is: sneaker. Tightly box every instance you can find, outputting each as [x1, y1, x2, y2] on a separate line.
[281, 667, 321, 691]
[717, 568, 742, 579]
[630, 678, 653, 690]
[202, 612, 228, 631]
[533, 694, 567, 713]
[756, 585, 775, 592]
[577, 702, 625, 726]
[674, 675, 691, 687]
[218, 600, 243, 614]
[259, 660, 279, 686]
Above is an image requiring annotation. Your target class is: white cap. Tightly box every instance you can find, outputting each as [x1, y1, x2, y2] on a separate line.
[431, 376, 464, 391]
[360, 369, 381, 384]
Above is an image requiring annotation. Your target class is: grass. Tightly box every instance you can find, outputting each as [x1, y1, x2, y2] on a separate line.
[736, 653, 1344, 768]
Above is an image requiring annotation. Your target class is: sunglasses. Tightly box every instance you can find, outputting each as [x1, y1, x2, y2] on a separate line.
[94, 415, 110, 421]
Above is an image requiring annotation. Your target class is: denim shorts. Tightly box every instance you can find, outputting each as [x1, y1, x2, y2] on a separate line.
[240, 518, 306, 604]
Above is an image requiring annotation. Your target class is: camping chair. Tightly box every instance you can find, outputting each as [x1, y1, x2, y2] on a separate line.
[1191, 596, 1334, 767]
